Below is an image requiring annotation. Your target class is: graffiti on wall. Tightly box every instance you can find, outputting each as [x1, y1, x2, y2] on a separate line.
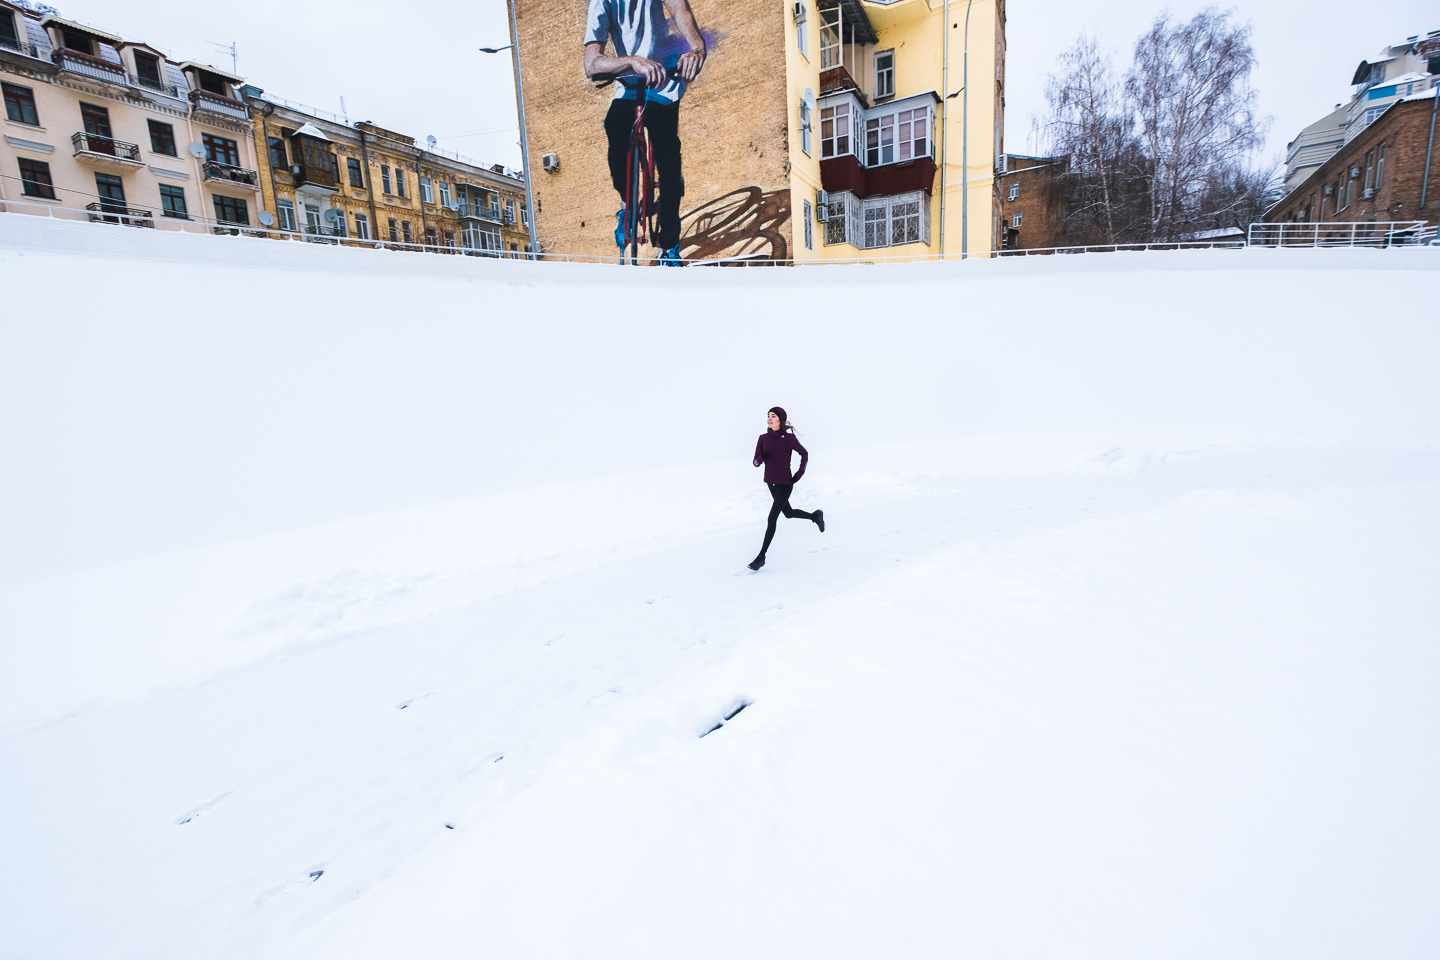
[678, 188, 791, 262]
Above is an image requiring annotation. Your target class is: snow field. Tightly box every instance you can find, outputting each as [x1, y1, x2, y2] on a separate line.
[1, 214, 1438, 958]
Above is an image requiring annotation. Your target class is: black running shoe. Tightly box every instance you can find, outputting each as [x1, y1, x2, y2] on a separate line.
[747, 555, 766, 571]
[814, 509, 825, 533]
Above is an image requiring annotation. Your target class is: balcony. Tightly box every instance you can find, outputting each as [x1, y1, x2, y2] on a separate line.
[457, 201, 502, 223]
[132, 73, 186, 101]
[189, 89, 249, 122]
[820, 66, 863, 100]
[85, 202, 154, 227]
[53, 48, 128, 86]
[290, 163, 338, 195]
[202, 161, 260, 191]
[0, 36, 52, 66]
[820, 152, 937, 199]
[72, 132, 144, 168]
[302, 224, 344, 244]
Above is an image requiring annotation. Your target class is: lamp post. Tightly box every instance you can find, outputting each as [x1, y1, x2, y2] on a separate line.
[939, 0, 974, 259]
[480, 0, 538, 257]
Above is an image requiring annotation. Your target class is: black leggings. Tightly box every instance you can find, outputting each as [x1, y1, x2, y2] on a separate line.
[759, 483, 816, 556]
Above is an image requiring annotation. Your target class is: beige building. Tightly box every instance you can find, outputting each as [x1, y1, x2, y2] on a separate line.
[0, 0, 261, 230]
[242, 94, 531, 254]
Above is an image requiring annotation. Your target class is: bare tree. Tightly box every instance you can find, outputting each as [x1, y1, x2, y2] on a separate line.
[1125, 9, 1268, 240]
[1041, 8, 1273, 244]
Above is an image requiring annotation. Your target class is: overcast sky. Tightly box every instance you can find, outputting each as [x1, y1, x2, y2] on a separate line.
[64, 0, 1439, 170]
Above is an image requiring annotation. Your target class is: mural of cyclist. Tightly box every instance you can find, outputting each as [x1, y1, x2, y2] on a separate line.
[582, 0, 705, 264]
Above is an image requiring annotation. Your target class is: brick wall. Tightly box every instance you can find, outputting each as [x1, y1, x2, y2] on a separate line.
[1268, 95, 1440, 229]
[514, 0, 792, 260]
[995, 155, 1066, 250]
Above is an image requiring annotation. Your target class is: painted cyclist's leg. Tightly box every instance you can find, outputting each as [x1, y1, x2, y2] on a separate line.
[603, 99, 633, 251]
[646, 102, 685, 254]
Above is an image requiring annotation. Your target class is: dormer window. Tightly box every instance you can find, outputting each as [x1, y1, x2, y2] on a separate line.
[133, 51, 162, 89]
[62, 28, 93, 54]
[0, 11, 20, 50]
[198, 71, 228, 96]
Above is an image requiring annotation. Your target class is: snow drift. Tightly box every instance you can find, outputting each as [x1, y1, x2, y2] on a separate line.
[1, 215, 1438, 959]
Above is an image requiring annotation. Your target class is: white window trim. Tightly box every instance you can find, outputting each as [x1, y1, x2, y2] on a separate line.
[802, 198, 813, 250]
[800, 99, 812, 156]
[419, 176, 433, 204]
[875, 49, 895, 100]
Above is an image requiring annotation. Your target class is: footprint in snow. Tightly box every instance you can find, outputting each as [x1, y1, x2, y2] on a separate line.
[175, 791, 232, 825]
[699, 700, 751, 738]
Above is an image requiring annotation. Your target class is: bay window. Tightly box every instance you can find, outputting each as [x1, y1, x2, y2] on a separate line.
[821, 101, 851, 158]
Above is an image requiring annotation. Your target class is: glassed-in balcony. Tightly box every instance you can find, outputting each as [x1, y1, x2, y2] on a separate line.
[53, 48, 127, 85]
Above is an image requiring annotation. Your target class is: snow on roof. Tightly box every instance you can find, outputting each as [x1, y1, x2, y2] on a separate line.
[1402, 85, 1439, 103]
[292, 122, 330, 141]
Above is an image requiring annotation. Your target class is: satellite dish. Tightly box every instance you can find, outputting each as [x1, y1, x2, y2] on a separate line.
[426, 135, 437, 151]
[188, 143, 207, 158]
[323, 208, 343, 224]
[258, 210, 276, 227]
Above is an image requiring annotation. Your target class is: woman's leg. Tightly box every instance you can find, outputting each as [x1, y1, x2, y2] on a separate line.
[772, 483, 816, 521]
[759, 483, 787, 557]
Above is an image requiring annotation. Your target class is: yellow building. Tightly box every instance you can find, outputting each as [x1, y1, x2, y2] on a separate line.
[242, 93, 531, 254]
[513, 0, 1005, 261]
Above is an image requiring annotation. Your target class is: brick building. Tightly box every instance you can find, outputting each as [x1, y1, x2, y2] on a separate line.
[511, 0, 1006, 262]
[1265, 90, 1440, 235]
[994, 153, 1065, 250]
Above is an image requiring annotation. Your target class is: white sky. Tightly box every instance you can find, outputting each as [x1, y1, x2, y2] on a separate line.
[52, 0, 1440, 171]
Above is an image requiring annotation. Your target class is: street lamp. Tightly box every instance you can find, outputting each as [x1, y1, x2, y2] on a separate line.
[480, 0, 538, 257]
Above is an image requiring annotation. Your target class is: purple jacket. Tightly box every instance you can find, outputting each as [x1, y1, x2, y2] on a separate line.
[753, 430, 808, 484]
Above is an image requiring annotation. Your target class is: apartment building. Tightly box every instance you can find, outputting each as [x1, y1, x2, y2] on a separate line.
[0, 0, 260, 230]
[513, 0, 1005, 262]
[242, 95, 530, 254]
[1282, 30, 1439, 196]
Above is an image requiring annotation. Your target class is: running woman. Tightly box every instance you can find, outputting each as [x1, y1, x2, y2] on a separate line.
[749, 406, 824, 571]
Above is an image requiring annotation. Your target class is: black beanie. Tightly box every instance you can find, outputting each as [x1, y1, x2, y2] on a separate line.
[769, 406, 787, 426]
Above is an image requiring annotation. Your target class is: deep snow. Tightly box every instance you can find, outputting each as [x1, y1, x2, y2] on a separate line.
[1, 216, 1437, 959]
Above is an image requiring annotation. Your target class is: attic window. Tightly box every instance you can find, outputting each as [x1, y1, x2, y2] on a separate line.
[134, 52, 162, 89]
[62, 28, 93, 54]
[1, 12, 19, 48]
[198, 72, 227, 96]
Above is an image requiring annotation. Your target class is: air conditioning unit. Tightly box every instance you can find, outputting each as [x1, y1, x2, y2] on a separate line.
[541, 153, 560, 174]
[1349, 167, 1361, 179]
[792, 1, 806, 23]
[1323, 185, 1334, 196]
[1361, 187, 1375, 200]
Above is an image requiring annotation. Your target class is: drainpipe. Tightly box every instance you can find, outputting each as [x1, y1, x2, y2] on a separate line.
[1421, 87, 1438, 216]
[960, 0, 973, 259]
[415, 152, 430, 249]
[940, 0, 948, 257]
[356, 126, 382, 246]
[255, 101, 283, 236]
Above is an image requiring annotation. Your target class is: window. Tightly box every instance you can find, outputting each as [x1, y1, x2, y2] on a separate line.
[420, 176, 433, 204]
[213, 194, 249, 225]
[354, 212, 370, 240]
[347, 157, 364, 188]
[865, 114, 894, 166]
[3, 82, 38, 125]
[381, 164, 392, 194]
[133, 51, 162, 90]
[80, 102, 112, 139]
[800, 99, 812, 156]
[462, 222, 503, 251]
[821, 101, 852, 158]
[401, 220, 412, 243]
[395, 168, 406, 198]
[1008, 182, 1019, 201]
[0, 11, 19, 49]
[276, 198, 296, 231]
[94, 172, 125, 214]
[1364, 149, 1375, 190]
[268, 137, 287, 169]
[17, 158, 54, 198]
[859, 190, 928, 248]
[802, 199, 813, 250]
[439, 182, 451, 207]
[875, 50, 895, 99]
[202, 134, 239, 167]
[444, 230, 455, 247]
[388, 217, 398, 241]
[148, 120, 177, 156]
[896, 107, 928, 161]
[198, 71, 227, 96]
[1360, 105, 1386, 130]
[823, 190, 861, 246]
[819, 7, 841, 69]
[425, 225, 437, 246]
[1012, 211, 1023, 227]
[505, 198, 516, 223]
[62, 28, 93, 54]
[1375, 141, 1385, 189]
[795, 3, 808, 58]
[159, 184, 188, 219]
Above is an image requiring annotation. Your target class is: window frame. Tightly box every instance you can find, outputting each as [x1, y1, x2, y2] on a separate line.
[3, 81, 39, 126]
[895, 106, 928, 162]
[795, 2, 808, 58]
[148, 119, 177, 156]
[133, 51, 162, 89]
[158, 183, 188, 219]
[381, 165, 392, 194]
[1008, 182, 1018, 201]
[420, 176, 434, 204]
[268, 137, 288, 170]
[0, 11, 19, 48]
[800, 99, 812, 156]
[276, 198, 296, 231]
[395, 168, 406, 198]
[354, 212, 370, 240]
[202, 133, 240, 167]
[439, 182, 452, 208]
[212, 194, 249, 226]
[874, 49, 895, 100]
[1012, 211, 1023, 227]
[802, 198, 813, 250]
[1375, 141, 1385, 189]
[819, 7, 841, 70]
[347, 157, 364, 188]
[865, 113, 895, 166]
[820, 100, 852, 159]
[17, 157, 55, 199]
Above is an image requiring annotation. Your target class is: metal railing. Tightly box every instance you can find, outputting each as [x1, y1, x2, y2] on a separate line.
[1247, 220, 1429, 248]
[995, 240, 1246, 257]
[189, 89, 249, 121]
[456, 201, 502, 222]
[0, 36, 47, 59]
[302, 224, 345, 243]
[53, 48, 127, 85]
[202, 161, 259, 187]
[72, 131, 141, 161]
[132, 74, 185, 99]
[85, 202, 154, 227]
